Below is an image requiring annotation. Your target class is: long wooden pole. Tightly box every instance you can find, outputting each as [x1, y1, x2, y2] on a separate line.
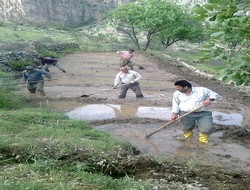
[145, 105, 205, 138]
[80, 83, 129, 97]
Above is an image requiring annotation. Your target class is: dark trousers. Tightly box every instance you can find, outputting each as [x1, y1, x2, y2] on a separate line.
[120, 58, 133, 69]
[27, 80, 45, 93]
[119, 82, 143, 98]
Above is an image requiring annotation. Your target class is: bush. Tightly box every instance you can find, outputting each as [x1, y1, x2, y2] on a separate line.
[0, 89, 24, 109]
[36, 47, 60, 58]
[7, 60, 33, 70]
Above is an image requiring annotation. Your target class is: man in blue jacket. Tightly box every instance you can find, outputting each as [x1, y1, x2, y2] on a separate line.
[23, 66, 51, 96]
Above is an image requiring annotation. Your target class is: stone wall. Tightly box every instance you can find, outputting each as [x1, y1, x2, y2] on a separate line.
[0, 42, 79, 71]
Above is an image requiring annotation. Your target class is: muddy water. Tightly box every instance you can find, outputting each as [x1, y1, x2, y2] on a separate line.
[94, 123, 250, 172]
[47, 102, 243, 126]
[44, 101, 250, 172]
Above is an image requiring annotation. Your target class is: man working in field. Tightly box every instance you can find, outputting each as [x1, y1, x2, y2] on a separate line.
[171, 80, 221, 144]
[37, 57, 66, 73]
[117, 49, 135, 70]
[22, 66, 51, 96]
[113, 67, 144, 99]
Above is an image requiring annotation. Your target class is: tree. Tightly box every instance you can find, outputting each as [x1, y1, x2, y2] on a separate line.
[157, 14, 205, 48]
[193, 0, 250, 86]
[108, 0, 204, 51]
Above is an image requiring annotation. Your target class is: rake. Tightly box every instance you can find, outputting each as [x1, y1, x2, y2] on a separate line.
[145, 105, 205, 138]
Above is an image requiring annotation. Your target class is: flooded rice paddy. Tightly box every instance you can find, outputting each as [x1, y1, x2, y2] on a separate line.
[27, 52, 250, 174]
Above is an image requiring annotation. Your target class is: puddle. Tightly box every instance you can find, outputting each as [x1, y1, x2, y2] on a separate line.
[212, 111, 243, 126]
[66, 104, 117, 120]
[62, 103, 243, 126]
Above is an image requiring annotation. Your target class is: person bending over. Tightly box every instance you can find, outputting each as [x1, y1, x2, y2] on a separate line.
[38, 57, 66, 73]
[113, 67, 144, 99]
[117, 49, 135, 70]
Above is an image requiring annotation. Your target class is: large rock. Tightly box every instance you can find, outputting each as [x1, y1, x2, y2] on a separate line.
[0, 0, 134, 27]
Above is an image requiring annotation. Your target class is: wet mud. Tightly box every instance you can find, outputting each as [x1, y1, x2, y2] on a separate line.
[19, 52, 250, 188]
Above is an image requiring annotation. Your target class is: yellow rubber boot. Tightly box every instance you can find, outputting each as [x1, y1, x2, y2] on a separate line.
[183, 131, 193, 139]
[199, 134, 209, 144]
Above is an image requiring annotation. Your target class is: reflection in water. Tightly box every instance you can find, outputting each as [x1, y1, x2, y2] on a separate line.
[66, 104, 116, 121]
[137, 106, 172, 120]
[212, 112, 243, 126]
[108, 104, 139, 118]
[66, 104, 243, 126]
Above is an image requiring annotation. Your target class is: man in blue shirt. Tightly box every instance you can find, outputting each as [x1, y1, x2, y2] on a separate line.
[23, 66, 51, 96]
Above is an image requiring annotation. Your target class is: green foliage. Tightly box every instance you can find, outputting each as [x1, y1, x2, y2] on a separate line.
[157, 15, 205, 47]
[0, 21, 6, 27]
[36, 47, 61, 58]
[192, 0, 250, 86]
[220, 59, 250, 86]
[0, 22, 124, 54]
[50, 22, 70, 31]
[0, 24, 76, 45]
[7, 60, 33, 70]
[0, 74, 24, 109]
[109, 0, 204, 51]
[0, 107, 123, 150]
[0, 162, 152, 189]
[0, 89, 24, 109]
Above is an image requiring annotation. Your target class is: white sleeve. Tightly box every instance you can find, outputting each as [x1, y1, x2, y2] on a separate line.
[133, 72, 142, 82]
[205, 88, 221, 101]
[172, 92, 180, 113]
[114, 72, 121, 86]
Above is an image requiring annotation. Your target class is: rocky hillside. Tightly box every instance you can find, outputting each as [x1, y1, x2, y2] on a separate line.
[0, 0, 134, 27]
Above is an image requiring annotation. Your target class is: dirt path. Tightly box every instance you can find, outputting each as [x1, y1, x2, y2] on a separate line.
[21, 52, 250, 186]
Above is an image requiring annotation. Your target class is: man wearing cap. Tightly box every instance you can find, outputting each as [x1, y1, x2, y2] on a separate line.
[22, 66, 51, 96]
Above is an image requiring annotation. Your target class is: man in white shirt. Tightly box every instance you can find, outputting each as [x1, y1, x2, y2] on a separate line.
[171, 80, 221, 144]
[113, 67, 144, 98]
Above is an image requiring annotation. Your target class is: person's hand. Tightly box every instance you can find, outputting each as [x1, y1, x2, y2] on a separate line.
[116, 51, 120, 54]
[129, 80, 135, 84]
[203, 98, 213, 106]
[171, 113, 179, 120]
